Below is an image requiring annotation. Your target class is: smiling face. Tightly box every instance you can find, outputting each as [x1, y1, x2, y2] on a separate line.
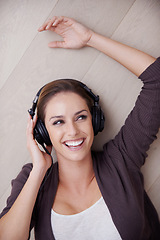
[44, 92, 94, 163]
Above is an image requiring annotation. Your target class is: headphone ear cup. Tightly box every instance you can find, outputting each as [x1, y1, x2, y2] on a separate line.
[92, 106, 100, 136]
[91, 106, 105, 136]
[99, 109, 105, 132]
[34, 118, 52, 146]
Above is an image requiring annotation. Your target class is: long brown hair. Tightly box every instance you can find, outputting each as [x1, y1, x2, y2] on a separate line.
[37, 79, 93, 123]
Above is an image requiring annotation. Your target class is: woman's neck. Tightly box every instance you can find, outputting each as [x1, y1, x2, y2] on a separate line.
[57, 152, 94, 193]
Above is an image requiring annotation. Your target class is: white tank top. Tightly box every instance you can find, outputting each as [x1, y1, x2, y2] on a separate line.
[51, 197, 122, 240]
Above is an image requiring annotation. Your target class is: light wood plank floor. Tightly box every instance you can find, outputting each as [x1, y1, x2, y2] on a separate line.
[0, 0, 160, 239]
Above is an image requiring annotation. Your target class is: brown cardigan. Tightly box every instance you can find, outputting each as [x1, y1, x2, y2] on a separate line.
[1, 58, 160, 239]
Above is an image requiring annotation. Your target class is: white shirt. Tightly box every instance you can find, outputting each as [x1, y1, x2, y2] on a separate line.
[51, 197, 122, 240]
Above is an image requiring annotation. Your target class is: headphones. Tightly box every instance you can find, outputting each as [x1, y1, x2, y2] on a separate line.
[28, 80, 105, 150]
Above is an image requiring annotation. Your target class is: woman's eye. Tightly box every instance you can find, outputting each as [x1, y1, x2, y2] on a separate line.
[77, 115, 87, 121]
[53, 120, 64, 125]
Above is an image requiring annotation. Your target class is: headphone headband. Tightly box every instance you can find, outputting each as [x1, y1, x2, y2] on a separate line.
[28, 86, 45, 118]
[29, 80, 100, 118]
[78, 81, 100, 103]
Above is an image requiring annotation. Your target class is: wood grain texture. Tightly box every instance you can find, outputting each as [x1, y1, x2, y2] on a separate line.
[0, 0, 58, 89]
[0, 1, 160, 238]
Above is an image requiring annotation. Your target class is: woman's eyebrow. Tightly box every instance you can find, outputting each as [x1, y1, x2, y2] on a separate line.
[49, 115, 64, 121]
[75, 109, 88, 115]
[49, 110, 88, 121]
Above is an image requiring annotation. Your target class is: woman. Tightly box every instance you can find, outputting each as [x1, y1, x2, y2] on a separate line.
[0, 16, 160, 240]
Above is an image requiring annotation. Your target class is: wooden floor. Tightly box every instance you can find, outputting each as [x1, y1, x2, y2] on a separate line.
[0, 0, 160, 238]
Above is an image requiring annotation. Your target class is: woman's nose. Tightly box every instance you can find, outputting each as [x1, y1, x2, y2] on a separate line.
[66, 121, 79, 136]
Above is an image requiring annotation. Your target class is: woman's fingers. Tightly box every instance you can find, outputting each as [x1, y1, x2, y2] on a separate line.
[27, 114, 36, 136]
[38, 16, 91, 49]
[38, 16, 64, 32]
[38, 18, 52, 31]
[47, 16, 63, 29]
[26, 114, 40, 155]
[26, 114, 33, 137]
[27, 115, 35, 147]
[32, 114, 37, 128]
[48, 40, 66, 48]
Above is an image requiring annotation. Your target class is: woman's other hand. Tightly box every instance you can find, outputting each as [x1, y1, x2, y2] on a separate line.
[26, 114, 52, 173]
[38, 16, 93, 49]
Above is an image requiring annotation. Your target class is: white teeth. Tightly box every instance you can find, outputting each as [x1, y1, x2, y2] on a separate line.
[65, 139, 83, 147]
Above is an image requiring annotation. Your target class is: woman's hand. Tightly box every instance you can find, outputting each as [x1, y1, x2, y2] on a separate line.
[38, 16, 93, 49]
[26, 114, 52, 173]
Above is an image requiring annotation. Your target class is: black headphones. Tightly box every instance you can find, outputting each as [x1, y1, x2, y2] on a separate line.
[28, 80, 105, 150]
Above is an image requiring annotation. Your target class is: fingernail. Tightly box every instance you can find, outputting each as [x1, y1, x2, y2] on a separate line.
[46, 25, 49, 29]
[52, 22, 56, 26]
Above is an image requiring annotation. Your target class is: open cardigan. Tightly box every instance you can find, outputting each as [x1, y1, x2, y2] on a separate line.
[1, 58, 160, 239]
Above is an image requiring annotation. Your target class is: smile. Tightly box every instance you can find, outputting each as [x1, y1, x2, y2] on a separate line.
[64, 138, 84, 149]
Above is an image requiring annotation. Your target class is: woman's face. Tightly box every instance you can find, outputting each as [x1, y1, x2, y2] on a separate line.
[44, 92, 94, 163]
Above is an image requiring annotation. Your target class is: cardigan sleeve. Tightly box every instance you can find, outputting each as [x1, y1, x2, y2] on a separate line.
[0, 163, 36, 233]
[111, 57, 160, 169]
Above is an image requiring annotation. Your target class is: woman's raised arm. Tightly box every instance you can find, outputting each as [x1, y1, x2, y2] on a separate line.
[87, 32, 156, 76]
[39, 16, 156, 76]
